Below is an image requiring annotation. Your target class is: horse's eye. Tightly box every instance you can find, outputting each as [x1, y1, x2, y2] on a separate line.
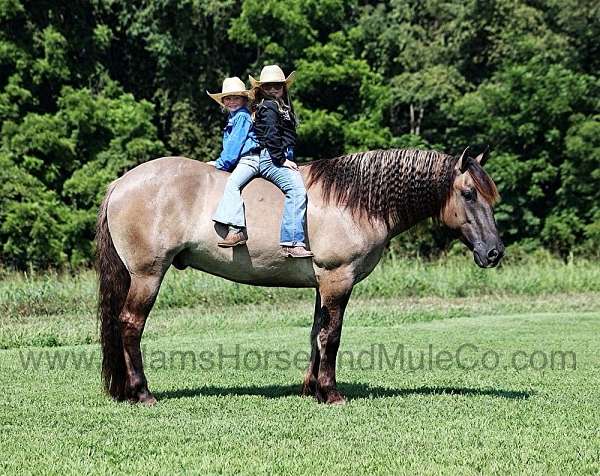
[462, 189, 476, 201]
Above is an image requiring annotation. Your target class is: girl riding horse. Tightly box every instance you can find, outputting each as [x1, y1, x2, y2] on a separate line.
[210, 66, 313, 258]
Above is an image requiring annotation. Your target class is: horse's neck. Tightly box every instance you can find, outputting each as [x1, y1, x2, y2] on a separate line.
[387, 173, 445, 238]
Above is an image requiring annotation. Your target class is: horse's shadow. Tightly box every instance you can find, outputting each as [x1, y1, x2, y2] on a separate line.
[154, 383, 531, 401]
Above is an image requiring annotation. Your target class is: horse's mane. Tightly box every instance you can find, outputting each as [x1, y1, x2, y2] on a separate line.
[467, 157, 500, 205]
[306, 148, 498, 228]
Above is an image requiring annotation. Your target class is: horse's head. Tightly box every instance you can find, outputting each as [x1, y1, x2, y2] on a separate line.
[441, 147, 504, 268]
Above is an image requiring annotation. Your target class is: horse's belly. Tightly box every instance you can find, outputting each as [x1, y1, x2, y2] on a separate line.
[178, 245, 318, 288]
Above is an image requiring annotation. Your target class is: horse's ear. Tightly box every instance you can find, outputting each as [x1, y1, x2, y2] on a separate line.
[457, 146, 470, 173]
[474, 145, 490, 167]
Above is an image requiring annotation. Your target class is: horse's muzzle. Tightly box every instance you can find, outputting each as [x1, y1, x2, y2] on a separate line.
[473, 242, 504, 268]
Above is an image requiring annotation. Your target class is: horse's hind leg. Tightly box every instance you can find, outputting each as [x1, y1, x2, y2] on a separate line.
[119, 273, 163, 405]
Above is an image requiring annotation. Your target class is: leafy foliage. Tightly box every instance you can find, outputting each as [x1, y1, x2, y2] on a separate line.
[0, 0, 598, 269]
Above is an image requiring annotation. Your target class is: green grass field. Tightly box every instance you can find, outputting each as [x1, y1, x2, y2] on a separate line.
[1, 257, 599, 474]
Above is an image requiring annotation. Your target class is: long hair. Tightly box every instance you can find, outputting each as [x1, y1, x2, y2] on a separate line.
[251, 85, 297, 125]
[95, 179, 130, 400]
[307, 149, 453, 229]
[307, 148, 499, 229]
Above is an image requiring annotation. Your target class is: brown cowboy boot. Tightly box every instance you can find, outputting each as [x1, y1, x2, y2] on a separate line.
[281, 246, 314, 258]
[218, 230, 247, 248]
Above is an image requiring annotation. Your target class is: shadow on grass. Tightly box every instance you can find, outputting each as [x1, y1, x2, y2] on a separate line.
[155, 383, 531, 401]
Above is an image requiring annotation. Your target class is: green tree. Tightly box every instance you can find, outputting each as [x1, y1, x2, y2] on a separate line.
[449, 60, 596, 249]
[0, 0, 599, 268]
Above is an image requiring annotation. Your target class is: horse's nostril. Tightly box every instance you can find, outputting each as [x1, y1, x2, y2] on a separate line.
[488, 248, 499, 260]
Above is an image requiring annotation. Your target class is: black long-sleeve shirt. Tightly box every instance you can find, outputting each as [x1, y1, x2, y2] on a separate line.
[254, 99, 297, 165]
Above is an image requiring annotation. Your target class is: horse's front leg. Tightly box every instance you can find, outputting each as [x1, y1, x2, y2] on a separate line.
[308, 274, 353, 404]
[302, 290, 322, 397]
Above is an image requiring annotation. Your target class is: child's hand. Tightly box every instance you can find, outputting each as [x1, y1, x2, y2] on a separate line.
[283, 159, 298, 171]
[285, 147, 294, 161]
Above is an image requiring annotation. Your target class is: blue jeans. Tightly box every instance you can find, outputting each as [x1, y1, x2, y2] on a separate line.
[212, 149, 308, 247]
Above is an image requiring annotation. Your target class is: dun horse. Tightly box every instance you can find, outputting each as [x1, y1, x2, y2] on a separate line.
[96, 147, 504, 405]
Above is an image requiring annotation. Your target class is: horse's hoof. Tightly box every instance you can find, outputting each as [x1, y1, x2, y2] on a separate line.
[138, 390, 157, 406]
[140, 394, 157, 406]
[128, 390, 157, 406]
[301, 377, 318, 397]
[326, 391, 346, 405]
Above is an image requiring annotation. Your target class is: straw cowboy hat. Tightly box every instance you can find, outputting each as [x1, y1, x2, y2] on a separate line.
[249, 65, 295, 89]
[206, 76, 252, 107]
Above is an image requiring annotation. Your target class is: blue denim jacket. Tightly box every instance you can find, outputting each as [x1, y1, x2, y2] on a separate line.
[215, 107, 260, 172]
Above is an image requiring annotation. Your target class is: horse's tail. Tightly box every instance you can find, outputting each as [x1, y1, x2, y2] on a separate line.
[95, 179, 130, 400]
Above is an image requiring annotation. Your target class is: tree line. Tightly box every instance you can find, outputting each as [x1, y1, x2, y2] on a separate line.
[0, 0, 598, 270]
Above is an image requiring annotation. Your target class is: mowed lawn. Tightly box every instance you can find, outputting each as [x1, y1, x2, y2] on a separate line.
[1, 291, 599, 474]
